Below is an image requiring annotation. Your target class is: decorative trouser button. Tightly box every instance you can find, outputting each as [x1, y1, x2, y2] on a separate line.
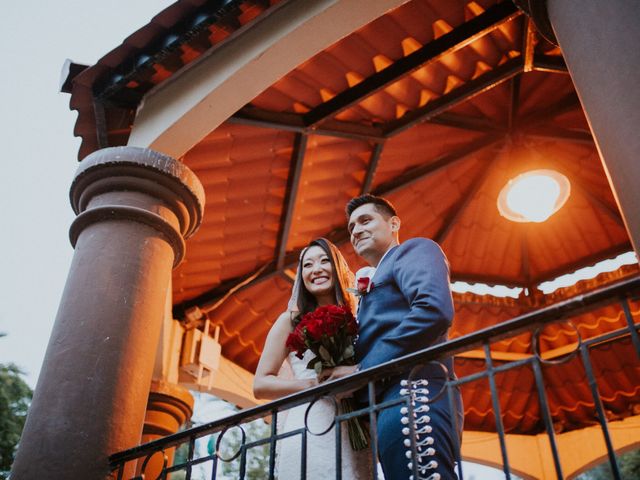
[400, 378, 440, 480]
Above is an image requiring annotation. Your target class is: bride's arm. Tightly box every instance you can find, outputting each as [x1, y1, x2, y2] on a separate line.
[253, 312, 318, 400]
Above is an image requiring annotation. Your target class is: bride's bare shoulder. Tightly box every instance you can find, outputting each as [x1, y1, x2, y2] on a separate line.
[273, 311, 297, 330]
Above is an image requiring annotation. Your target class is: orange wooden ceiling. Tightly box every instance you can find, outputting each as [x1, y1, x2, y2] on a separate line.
[171, 0, 638, 432]
[65, 0, 639, 433]
[176, 0, 631, 304]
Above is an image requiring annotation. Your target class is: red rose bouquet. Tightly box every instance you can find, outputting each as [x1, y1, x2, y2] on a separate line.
[285, 304, 369, 450]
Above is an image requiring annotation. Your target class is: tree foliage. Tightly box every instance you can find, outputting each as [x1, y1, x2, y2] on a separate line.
[211, 420, 271, 480]
[0, 362, 33, 478]
[576, 449, 640, 480]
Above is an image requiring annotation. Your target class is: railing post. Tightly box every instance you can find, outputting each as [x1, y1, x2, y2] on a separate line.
[106, 276, 640, 478]
[483, 342, 512, 479]
[579, 343, 622, 479]
[620, 297, 640, 360]
[269, 409, 278, 479]
[531, 359, 564, 479]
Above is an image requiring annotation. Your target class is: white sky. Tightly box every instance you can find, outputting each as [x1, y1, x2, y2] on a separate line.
[0, 0, 173, 388]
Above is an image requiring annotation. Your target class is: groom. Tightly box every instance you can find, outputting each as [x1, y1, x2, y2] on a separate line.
[325, 194, 463, 480]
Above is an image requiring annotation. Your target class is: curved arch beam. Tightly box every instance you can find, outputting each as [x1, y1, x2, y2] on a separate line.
[128, 0, 409, 158]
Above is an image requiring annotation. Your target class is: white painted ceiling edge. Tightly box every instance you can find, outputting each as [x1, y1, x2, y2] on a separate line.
[127, 0, 410, 159]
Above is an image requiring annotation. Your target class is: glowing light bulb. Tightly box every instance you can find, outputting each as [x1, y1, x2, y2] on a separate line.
[498, 170, 570, 223]
[507, 175, 560, 222]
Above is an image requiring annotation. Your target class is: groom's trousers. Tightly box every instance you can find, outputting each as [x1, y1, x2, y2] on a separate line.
[375, 369, 463, 480]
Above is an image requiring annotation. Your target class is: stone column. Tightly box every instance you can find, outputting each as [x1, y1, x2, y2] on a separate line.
[11, 147, 204, 479]
[515, 0, 640, 255]
[136, 381, 195, 479]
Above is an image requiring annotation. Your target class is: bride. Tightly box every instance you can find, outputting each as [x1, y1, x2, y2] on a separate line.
[253, 238, 373, 479]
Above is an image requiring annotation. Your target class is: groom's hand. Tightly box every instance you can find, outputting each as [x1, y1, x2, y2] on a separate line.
[318, 365, 359, 382]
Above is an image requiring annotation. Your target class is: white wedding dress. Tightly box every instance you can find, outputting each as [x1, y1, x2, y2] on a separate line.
[276, 350, 374, 479]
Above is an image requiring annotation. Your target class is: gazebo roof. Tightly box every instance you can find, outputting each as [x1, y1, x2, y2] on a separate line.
[65, 0, 639, 434]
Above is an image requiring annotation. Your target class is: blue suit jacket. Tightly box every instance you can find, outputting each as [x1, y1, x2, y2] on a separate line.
[355, 238, 455, 377]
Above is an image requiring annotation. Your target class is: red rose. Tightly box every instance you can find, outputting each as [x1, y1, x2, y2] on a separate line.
[305, 317, 324, 341]
[285, 328, 306, 357]
[346, 315, 358, 335]
[356, 277, 374, 295]
[283, 304, 366, 450]
[286, 305, 358, 363]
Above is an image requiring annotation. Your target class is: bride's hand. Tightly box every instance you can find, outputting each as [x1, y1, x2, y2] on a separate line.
[318, 365, 358, 382]
[318, 366, 360, 400]
[317, 367, 334, 383]
[305, 377, 319, 389]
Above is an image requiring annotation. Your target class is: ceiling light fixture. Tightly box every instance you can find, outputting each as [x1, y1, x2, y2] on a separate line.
[498, 169, 570, 223]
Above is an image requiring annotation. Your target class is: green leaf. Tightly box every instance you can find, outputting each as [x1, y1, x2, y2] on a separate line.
[319, 345, 333, 364]
[343, 345, 355, 360]
[306, 357, 320, 371]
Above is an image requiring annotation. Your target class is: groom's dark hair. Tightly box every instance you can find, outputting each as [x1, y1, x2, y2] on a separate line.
[345, 194, 397, 219]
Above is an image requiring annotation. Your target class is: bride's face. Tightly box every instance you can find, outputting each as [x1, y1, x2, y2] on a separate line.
[301, 245, 334, 300]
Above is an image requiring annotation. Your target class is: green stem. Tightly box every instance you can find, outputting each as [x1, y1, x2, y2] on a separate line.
[340, 398, 370, 451]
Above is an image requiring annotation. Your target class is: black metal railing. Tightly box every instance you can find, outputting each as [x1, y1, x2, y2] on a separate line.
[110, 276, 640, 479]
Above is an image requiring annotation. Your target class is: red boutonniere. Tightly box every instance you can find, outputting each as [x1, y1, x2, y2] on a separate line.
[356, 276, 374, 295]
[348, 267, 376, 297]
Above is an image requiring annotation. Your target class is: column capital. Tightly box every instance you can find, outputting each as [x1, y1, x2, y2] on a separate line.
[512, 0, 557, 45]
[69, 146, 205, 267]
[144, 380, 195, 437]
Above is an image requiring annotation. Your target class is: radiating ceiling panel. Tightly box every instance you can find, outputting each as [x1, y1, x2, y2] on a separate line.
[175, 124, 296, 303]
[284, 135, 371, 251]
[372, 123, 487, 187]
[386, 152, 493, 242]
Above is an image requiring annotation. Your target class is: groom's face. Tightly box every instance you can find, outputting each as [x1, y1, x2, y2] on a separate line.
[348, 203, 396, 260]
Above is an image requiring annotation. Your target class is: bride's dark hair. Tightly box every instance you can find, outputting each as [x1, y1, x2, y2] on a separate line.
[292, 238, 354, 323]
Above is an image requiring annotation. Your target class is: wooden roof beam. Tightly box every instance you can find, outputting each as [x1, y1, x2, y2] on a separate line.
[532, 54, 568, 74]
[554, 158, 625, 228]
[276, 133, 308, 269]
[427, 112, 504, 133]
[180, 238, 634, 318]
[522, 16, 536, 73]
[229, 106, 385, 142]
[93, 99, 109, 149]
[573, 182, 626, 228]
[508, 74, 522, 130]
[374, 133, 503, 196]
[522, 127, 593, 145]
[434, 153, 497, 244]
[360, 142, 384, 194]
[384, 57, 524, 137]
[231, 106, 499, 140]
[509, 15, 530, 128]
[304, 1, 521, 127]
[518, 92, 581, 127]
